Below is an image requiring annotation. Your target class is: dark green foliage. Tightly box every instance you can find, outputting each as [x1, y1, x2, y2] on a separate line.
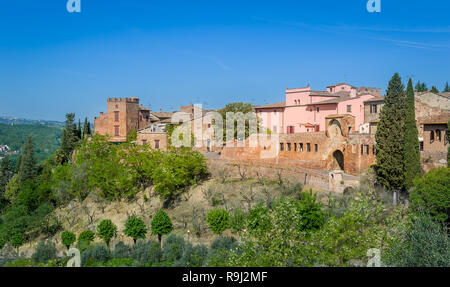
[31, 240, 57, 263]
[206, 208, 229, 235]
[445, 82, 450, 92]
[112, 242, 131, 259]
[430, 86, 439, 94]
[162, 234, 186, 264]
[10, 233, 24, 249]
[447, 121, 450, 167]
[219, 102, 257, 141]
[123, 215, 147, 244]
[78, 230, 95, 244]
[174, 243, 208, 267]
[296, 190, 325, 231]
[229, 208, 246, 234]
[415, 81, 428, 92]
[18, 137, 37, 183]
[81, 243, 111, 266]
[403, 79, 422, 190]
[410, 167, 450, 223]
[0, 124, 62, 165]
[130, 239, 161, 266]
[383, 214, 450, 267]
[103, 258, 135, 267]
[58, 113, 79, 164]
[375, 73, 406, 192]
[61, 231, 76, 249]
[206, 237, 239, 267]
[97, 219, 117, 247]
[0, 156, 13, 211]
[246, 204, 272, 235]
[83, 118, 91, 138]
[151, 210, 173, 245]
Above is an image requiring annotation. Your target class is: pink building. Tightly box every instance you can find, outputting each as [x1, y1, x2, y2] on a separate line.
[255, 83, 381, 134]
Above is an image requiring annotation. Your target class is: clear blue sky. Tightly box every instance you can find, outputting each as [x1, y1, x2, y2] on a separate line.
[0, 0, 449, 121]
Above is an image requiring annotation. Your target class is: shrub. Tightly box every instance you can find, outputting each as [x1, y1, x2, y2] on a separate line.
[78, 230, 95, 243]
[410, 167, 450, 223]
[61, 231, 76, 249]
[174, 243, 208, 267]
[246, 204, 271, 235]
[31, 240, 57, 263]
[151, 210, 173, 246]
[81, 243, 110, 267]
[229, 208, 246, 234]
[113, 242, 131, 259]
[104, 258, 135, 267]
[206, 236, 239, 267]
[10, 233, 24, 249]
[123, 215, 147, 244]
[296, 190, 325, 231]
[162, 234, 186, 264]
[206, 208, 229, 235]
[130, 240, 161, 266]
[97, 219, 117, 247]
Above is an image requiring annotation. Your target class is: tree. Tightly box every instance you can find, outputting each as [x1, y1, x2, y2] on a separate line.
[151, 210, 173, 246]
[375, 73, 406, 194]
[206, 208, 230, 235]
[0, 156, 13, 210]
[218, 102, 257, 141]
[77, 119, 82, 139]
[123, 215, 147, 244]
[415, 81, 428, 92]
[445, 82, 450, 92]
[61, 231, 76, 250]
[403, 79, 422, 190]
[78, 230, 95, 243]
[447, 120, 450, 167]
[409, 167, 450, 223]
[59, 113, 79, 164]
[97, 219, 117, 248]
[10, 233, 25, 250]
[18, 136, 37, 184]
[430, 86, 440, 94]
[83, 118, 91, 138]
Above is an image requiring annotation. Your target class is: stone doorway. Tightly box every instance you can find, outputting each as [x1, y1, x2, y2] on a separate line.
[332, 150, 344, 171]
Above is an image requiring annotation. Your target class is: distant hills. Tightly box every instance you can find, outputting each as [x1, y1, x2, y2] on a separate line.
[0, 116, 64, 127]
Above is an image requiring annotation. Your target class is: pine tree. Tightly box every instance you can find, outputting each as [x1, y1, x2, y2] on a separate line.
[421, 83, 428, 92]
[0, 155, 13, 210]
[415, 81, 421, 92]
[375, 73, 406, 192]
[59, 113, 79, 164]
[83, 118, 91, 138]
[77, 119, 82, 139]
[18, 136, 37, 183]
[444, 82, 449, 92]
[430, 86, 439, 94]
[403, 79, 422, 190]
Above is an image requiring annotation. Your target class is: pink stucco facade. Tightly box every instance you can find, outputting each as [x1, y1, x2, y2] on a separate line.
[255, 83, 381, 134]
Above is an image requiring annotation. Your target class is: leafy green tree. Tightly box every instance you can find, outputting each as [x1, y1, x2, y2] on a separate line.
[10, 233, 25, 250]
[0, 155, 13, 210]
[151, 210, 173, 246]
[126, 130, 137, 143]
[32, 240, 57, 263]
[18, 136, 37, 184]
[229, 208, 246, 234]
[296, 190, 325, 231]
[375, 73, 406, 192]
[97, 219, 117, 248]
[430, 86, 439, 94]
[59, 113, 79, 164]
[218, 102, 257, 141]
[410, 167, 450, 223]
[383, 213, 450, 267]
[61, 231, 76, 249]
[78, 230, 95, 243]
[123, 215, 148, 244]
[206, 208, 229, 235]
[403, 79, 422, 190]
[4, 174, 20, 202]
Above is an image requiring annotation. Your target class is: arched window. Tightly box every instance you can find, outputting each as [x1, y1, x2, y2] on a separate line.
[430, 130, 435, 142]
[436, 129, 441, 141]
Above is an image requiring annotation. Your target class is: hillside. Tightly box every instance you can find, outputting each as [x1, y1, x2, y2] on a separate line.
[0, 123, 62, 164]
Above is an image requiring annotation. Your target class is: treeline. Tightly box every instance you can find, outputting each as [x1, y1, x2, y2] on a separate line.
[415, 81, 449, 93]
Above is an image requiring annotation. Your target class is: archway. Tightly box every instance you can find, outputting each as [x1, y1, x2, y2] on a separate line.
[332, 150, 344, 171]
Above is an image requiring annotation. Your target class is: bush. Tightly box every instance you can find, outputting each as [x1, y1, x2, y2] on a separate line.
[123, 215, 147, 244]
[130, 240, 161, 266]
[78, 230, 95, 243]
[206, 208, 229, 235]
[81, 244, 111, 267]
[206, 237, 239, 267]
[113, 242, 131, 259]
[31, 240, 57, 263]
[162, 234, 186, 264]
[296, 190, 325, 231]
[104, 258, 135, 267]
[151, 210, 173, 245]
[410, 167, 450, 223]
[97, 219, 117, 247]
[229, 208, 246, 234]
[174, 243, 208, 267]
[246, 204, 271, 235]
[61, 231, 76, 249]
[383, 213, 450, 267]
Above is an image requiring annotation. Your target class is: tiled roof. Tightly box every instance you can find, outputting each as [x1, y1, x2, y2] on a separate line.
[364, 96, 385, 103]
[254, 102, 286, 109]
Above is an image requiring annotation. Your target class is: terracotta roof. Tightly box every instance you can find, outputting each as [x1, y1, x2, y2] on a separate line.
[254, 102, 286, 109]
[305, 94, 354, 105]
[364, 96, 385, 103]
[421, 114, 450, 124]
[327, 83, 357, 89]
[152, 112, 174, 118]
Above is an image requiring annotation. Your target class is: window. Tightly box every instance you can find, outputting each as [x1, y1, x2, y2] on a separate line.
[361, 145, 369, 155]
[370, 104, 377, 114]
[300, 143, 304, 152]
[155, 140, 160, 149]
[114, 126, 119, 136]
[348, 126, 352, 133]
[287, 143, 291, 151]
[420, 141, 424, 151]
[114, 111, 119, 122]
[430, 130, 435, 143]
[316, 107, 320, 113]
[314, 144, 318, 152]
[280, 143, 284, 151]
[287, 126, 295, 134]
[307, 143, 311, 152]
[294, 143, 297, 152]
[436, 129, 441, 141]
[347, 105, 352, 113]
[142, 140, 147, 145]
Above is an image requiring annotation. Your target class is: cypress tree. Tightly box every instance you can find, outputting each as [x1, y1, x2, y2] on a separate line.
[444, 82, 450, 92]
[77, 119, 82, 139]
[403, 79, 421, 190]
[59, 113, 79, 163]
[421, 83, 428, 92]
[375, 73, 406, 192]
[415, 81, 421, 92]
[18, 136, 37, 183]
[83, 118, 91, 138]
[0, 155, 13, 210]
[430, 86, 439, 94]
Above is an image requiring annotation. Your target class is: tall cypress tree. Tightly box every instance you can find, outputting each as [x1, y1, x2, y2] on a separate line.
[430, 86, 439, 94]
[444, 82, 449, 92]
[18, 136, 37, 183]
[59, 113, 79, 163]
[403, 79, 421, 190]
[77, 119, 82, 139]
[375, 73, 406, 192]
[0, 155, 13, 210]
[83, 117, 91, 138]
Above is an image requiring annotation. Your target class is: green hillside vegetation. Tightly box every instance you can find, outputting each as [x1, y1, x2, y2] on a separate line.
[0, 123, 62, 164]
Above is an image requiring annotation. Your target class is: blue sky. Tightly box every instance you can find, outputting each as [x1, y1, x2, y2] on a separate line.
[0, 0, 449, 121]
